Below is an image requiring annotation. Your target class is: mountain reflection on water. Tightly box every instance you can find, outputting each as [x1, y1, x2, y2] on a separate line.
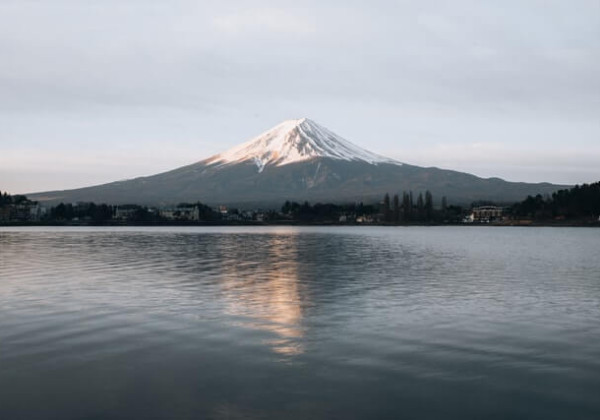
[1, 226, 599, 420]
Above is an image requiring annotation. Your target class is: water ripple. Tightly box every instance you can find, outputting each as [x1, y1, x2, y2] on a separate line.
[1, 226, 599, 419]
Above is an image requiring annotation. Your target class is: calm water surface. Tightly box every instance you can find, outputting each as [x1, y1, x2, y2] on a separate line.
[1, 226, 599, 419]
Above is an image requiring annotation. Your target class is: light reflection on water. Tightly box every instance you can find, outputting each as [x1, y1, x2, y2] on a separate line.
[219, 234, 305, 356]
[0, 226, 599, 419]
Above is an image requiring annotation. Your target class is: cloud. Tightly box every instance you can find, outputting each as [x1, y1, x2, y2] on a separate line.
[0, 1, 598, 192]
[212, 8, 317, 36]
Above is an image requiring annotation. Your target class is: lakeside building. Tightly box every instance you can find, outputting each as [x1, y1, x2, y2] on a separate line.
[114, 205, 141, 220]
[159, 205, 200, 221]
[356, 215, 374, 223]
[470, 205, 504, 223]
[0, 202, 46, 222]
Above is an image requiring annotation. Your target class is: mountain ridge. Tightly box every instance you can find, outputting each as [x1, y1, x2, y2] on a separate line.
[27, 118, 569, 207]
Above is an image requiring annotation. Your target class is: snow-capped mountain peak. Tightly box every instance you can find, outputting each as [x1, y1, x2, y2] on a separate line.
[205, 118, 400, 172]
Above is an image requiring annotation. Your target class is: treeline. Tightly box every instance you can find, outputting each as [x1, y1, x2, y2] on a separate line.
[4, 182, 598, 225]
[380, 191, 464, 223]
[282, 191, 465, 224]
[281, 201, 377, 222]
[0, 194, 228, 223]
[510, 182, 600, 220]
[51, 202, 116, 222]
[49, 201, 220, 223]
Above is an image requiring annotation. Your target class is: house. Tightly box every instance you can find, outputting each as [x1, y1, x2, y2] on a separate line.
[0, 202, 45, 222]
[114, 205, 140, 220]
[471, 206, 504, 222]
[159, 205, 200, 221]
[356, 215, 374, 223]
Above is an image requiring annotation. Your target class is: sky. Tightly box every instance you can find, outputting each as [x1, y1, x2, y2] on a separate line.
[1, 0, 599, 194]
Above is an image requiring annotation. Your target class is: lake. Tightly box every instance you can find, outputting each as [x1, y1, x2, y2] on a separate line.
[1, 226, 599, 419]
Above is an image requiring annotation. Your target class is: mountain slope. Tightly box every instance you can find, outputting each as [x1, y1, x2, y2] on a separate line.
[29, 118, 568, 207]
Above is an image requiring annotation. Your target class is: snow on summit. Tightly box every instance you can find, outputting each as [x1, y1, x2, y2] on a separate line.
[206, 118, 399, 172]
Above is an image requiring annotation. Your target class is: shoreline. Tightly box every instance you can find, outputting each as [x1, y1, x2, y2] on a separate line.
[2, 220, 599, 228]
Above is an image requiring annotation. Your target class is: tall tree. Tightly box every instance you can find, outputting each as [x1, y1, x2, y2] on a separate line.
[402, 192, 411, 221]
[425, 190, 433, 221]
[393, 194, 400, 223]
[441, 196, 448, 220]
[383, 193, 391, 222]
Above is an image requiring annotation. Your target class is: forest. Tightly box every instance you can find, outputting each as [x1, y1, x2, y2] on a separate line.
[510, 182, 600, 220]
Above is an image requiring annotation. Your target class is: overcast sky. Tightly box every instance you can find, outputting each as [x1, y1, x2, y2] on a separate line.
[1, 0, 599, 194]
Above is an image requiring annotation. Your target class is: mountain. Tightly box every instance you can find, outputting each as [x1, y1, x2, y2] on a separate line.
[205, 118, 397, 170]
[29, 118, 567, 207]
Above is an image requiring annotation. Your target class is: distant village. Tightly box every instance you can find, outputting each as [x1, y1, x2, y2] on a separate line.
[2, 182, 599, 226]
[0, 197, 262, 224]
[0, 194, 503, 225]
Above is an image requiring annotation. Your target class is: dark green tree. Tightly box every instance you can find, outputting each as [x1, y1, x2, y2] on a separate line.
[393, 194, 400, 222]
[416, 193, 424, 221]
[402, 192, 411, 221]
[383, 193, 391, 222]
[425, 190, 433, 221]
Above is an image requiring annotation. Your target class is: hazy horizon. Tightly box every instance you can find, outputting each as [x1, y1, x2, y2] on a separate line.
[1, 1, 598, 194]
